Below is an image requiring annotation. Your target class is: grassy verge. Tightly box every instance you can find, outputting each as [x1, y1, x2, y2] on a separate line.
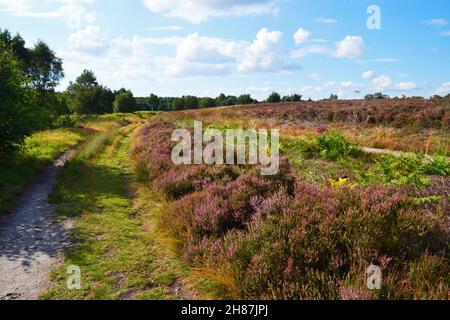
[0, 128, 86, 214]
[0, 114, 140, 215]
[42, 125, 190, 300]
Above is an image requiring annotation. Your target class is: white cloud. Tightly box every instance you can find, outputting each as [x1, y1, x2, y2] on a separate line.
[371, 75, 417, 92]
[309, 73, 320, 81]
[291, 44, 331, 58]
[0, 0, 96, 29]
[142, 0, 276, 24]
[69, 25, 107, 50]
[362, 70, 375, 79]
[436, 82, 450, 95]
[293, 28, 311, 45]
[315, 17, 337, 24]
[238, 28, 298, 73]
[423, 18, 448, 26]
[148, 25, 182, 31]
[371, 75, 392, 91]
[394, 82, 417, 91]
[440, 31, 450, 37]
[165, 33, 242, 77]
[334, 36, 364, 59]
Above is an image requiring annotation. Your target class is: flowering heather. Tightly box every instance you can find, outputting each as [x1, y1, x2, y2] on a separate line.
[132, 120, 449, 300]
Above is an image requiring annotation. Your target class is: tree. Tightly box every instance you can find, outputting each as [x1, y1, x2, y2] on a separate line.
[1, 29, 65, 125]
[0, 50, 42, 152]
[328, 94, 339, 100]
[267, 92, 281, 103]
[238, 94, 256, 105]
[67, 70, 114, 114]
[28, 41, 64, 91]
[282, 94, 302, 102]
[113, 91, 137, 113]
[0, 30, 63, 92]
[365, 92, 389, 100]
[183, 95, 199, 110]
[199, 97, 216, 109]
[216, 93, 227, 106]
[172, 98, 184, 111]
[148, 94, 159, 110]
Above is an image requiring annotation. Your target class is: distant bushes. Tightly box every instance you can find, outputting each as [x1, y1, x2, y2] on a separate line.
[131, 121, 449, 300]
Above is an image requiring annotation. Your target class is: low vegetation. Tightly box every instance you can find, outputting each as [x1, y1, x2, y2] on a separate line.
[130, 117, 449, 300]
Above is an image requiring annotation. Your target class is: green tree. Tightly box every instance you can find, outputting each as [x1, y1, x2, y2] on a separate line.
[113, 91, 137, 113]
[199, 97, 217, 109]
[148, 94, 159, 110]
[0, 50, 42, 152]
[282, 94, 302, 102]
[216, 93, 227, 106]
[267, 92, 281, 103]
[238, 94, 256, 105]
[183, 95, 199, 110]
[328, 94, 339, 100]
[67, 70, 114, 114]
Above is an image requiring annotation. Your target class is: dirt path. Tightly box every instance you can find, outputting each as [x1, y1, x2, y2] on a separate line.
[0, 149, 76, 300]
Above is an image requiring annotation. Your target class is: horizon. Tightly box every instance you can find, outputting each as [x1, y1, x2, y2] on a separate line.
[1, 1, 449, 100]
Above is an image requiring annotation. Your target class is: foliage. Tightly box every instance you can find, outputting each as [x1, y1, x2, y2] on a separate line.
[282, 94, 302, 102]
[67, 70, 115, 114]
[366, 92, 390, 100]
[267, 92, 281, 103]
[0, 50, 44, 152]
[284, 132, 361, 162]
[113, 90, 137, 113]
[199, 97, 217, 109]
[131, 121, 449, 300]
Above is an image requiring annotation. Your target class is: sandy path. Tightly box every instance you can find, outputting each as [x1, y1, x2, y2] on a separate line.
[0, 149, 76, 300]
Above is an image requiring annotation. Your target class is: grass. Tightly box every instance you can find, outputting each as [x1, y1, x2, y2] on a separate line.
[0, 114, 139, 215]
[42, 124, 192, 300]
[0, 128, 86, 214]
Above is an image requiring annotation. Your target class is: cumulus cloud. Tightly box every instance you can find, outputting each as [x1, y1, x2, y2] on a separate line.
[62, 26, 298, 86]
[165, 33, 243, 77]
[334, 36, 365, 59]
[291, 44, 331, 58]
[69, 25, 107, 50]
[293, 28, 311, 45]
[362, 70, 375, 79]
[238, 28, 298, 73]
[142, 0, 277, 24]
[436, 82, 450, 95]
[0, 0, 96, 29]
[371, 75, 393, 91]
[393, 82, 417, 91]
[371, 75, 417, 92]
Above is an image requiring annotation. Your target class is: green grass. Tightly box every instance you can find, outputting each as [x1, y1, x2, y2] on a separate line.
[0, 128, 86, 214]
[42, 127, 185, 300]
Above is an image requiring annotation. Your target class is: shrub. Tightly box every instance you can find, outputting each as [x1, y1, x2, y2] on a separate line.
[113, 91, 137, 113]
[0, 50, 43, 153]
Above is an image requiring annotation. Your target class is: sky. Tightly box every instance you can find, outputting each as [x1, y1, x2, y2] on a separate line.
[1, 0, 449, 100]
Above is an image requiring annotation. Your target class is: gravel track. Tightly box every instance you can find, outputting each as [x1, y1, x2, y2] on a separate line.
[0, 149, 76, 300]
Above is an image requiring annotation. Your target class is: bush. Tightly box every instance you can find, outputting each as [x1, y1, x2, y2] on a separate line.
[113, 91, 137, 113]
[131, 121, 449, 300]
[0, 50, 43, 153]
[267, 92, 281, 103]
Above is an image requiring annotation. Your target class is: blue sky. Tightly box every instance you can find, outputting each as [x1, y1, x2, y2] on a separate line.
[1, 0, 449, 99]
